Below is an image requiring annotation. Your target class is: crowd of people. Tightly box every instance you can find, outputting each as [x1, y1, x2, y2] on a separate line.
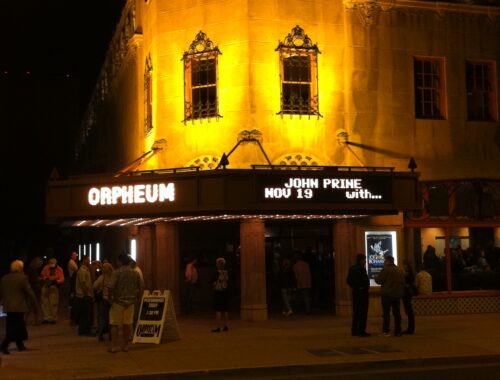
[347, 254, 422, 338]
[0, 252, 144, 354]
[423, 243, 500, 291]
[0, 242, 496, 354]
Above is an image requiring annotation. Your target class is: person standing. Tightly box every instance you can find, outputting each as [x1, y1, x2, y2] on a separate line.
[346, 254, 371, 337]
[415, 265, 433, 296]
[39, 257, 64, 323]
[108, 254, 144, 353]
[402, 260, 416, 335]
[292, 252, 312, 314]
[0, 260, 38, 355]
[279, 258, 295, 317]
[375, 256, 405, 337]
[211, 257, 229, 332]
[184, 256, 198, 315]
[128, 258, 144, 335]
[93, 262, 113, 341]
[25, 257, 43, 325]
[67, 251, 79, 325]
[75, 256, 93, 336]
[67, 251, 79, 279]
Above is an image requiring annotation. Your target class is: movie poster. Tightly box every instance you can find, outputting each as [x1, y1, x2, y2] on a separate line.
[365, 231, 397, 286]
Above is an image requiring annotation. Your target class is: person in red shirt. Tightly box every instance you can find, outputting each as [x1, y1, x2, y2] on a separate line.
[40, 258, 64, 323]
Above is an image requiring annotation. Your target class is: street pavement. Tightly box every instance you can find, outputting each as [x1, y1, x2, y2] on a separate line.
[1, 311, 500, 379]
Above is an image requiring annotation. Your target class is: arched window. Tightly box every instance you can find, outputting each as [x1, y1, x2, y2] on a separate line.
[276, 26, 321, 117]
[183, 31, 222, 121]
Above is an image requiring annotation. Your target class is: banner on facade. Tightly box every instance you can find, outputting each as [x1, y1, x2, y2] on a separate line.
[133, 290, 181, 344]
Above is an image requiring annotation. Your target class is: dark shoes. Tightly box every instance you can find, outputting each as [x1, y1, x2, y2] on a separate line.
[211, 326, 229, 333]
[358, 332, 371, 337]
[1, 343, 26, 354]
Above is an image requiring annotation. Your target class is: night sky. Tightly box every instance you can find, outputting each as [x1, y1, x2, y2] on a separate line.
[0, 1, 125, 265]
[1, 0, 124, 107]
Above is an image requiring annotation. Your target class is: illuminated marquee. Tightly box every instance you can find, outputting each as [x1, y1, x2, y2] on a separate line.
[88, 183, 175, 206]
[262, 176, 387, 202]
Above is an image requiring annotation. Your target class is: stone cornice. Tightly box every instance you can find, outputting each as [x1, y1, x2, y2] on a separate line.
[343, 0, 500, 26]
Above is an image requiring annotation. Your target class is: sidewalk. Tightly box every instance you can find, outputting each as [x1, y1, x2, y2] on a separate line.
[1, 312, 500, 379]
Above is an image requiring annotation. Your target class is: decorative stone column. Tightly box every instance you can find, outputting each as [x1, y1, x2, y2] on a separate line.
[137, 225, 154, 291]
[240, 219, 267, 321]
[334, 219, 358, 317]
[155, 223, 180, 309]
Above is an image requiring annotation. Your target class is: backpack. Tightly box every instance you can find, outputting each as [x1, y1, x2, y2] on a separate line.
[213, 270, 228, 290]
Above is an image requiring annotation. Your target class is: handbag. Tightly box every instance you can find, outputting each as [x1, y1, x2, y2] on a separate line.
[94, 289, 103, 303]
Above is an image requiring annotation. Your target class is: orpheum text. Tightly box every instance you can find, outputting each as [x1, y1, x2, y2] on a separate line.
[88, 183, 175, 206]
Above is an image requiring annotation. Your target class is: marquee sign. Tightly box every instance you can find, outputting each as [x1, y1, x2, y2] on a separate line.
[259, 174, 391, 203]
[46, 167, 419, 222]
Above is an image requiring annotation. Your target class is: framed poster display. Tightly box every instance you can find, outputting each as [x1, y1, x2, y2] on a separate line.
[365, 231, 397, 286]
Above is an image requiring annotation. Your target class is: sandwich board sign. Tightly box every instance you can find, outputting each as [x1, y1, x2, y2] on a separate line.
[133, 290, 181, 344]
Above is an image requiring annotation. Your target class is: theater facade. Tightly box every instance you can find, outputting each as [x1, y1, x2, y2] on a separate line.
[46, 0, 500, 318]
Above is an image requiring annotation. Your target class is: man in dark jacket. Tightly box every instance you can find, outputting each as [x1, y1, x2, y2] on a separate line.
[375, 255, 405, 337]
[346, 254, 371, 337]
[0, 260, 38, 354]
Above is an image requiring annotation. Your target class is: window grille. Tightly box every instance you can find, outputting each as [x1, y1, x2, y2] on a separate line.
[183, 31, 222, 122]
[276, 26, 321, 117]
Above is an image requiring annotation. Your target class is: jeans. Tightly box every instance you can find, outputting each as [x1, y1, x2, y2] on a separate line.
[77, 296, 93, 335]
[381, 295, 402, 335]
[402, 295, 415, 333]
[296, 288, 311, 314]
[1, 312, 27, 351]
[96, 300, 111, 338]
[281, 288, 293, 312]
[351, 290, 369, 335]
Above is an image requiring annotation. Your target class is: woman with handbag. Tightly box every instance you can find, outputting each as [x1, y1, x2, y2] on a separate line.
[402, 260, 416, 335]
[93, 262, 114, 341]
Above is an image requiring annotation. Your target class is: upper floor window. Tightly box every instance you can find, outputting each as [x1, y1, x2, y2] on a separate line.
[276, 26, 321, 117]
[414, 57, 446, 119]
[183, 31, 221, 122]
[466, 60, 497, 121]
[144, 54, 153, 136]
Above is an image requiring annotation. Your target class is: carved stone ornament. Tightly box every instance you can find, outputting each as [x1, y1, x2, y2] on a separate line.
[184, 31, 221, 58]
[276, 25, 320, 52]
[237, 129, 263, 144]
[343, 0, 395, 27]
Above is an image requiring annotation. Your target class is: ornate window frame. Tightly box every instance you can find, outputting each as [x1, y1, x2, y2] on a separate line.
[182, 31, 222, 122]
[276, 25, 322, 118]
[144, 54, 153, 136]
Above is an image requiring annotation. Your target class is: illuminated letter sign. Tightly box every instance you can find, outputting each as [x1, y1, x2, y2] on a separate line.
[88, 183, 175, 206]
[260, 175, 389, 203]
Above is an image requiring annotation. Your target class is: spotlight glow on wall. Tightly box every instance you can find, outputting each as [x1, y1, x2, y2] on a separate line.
[131, 238, 137, 261]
